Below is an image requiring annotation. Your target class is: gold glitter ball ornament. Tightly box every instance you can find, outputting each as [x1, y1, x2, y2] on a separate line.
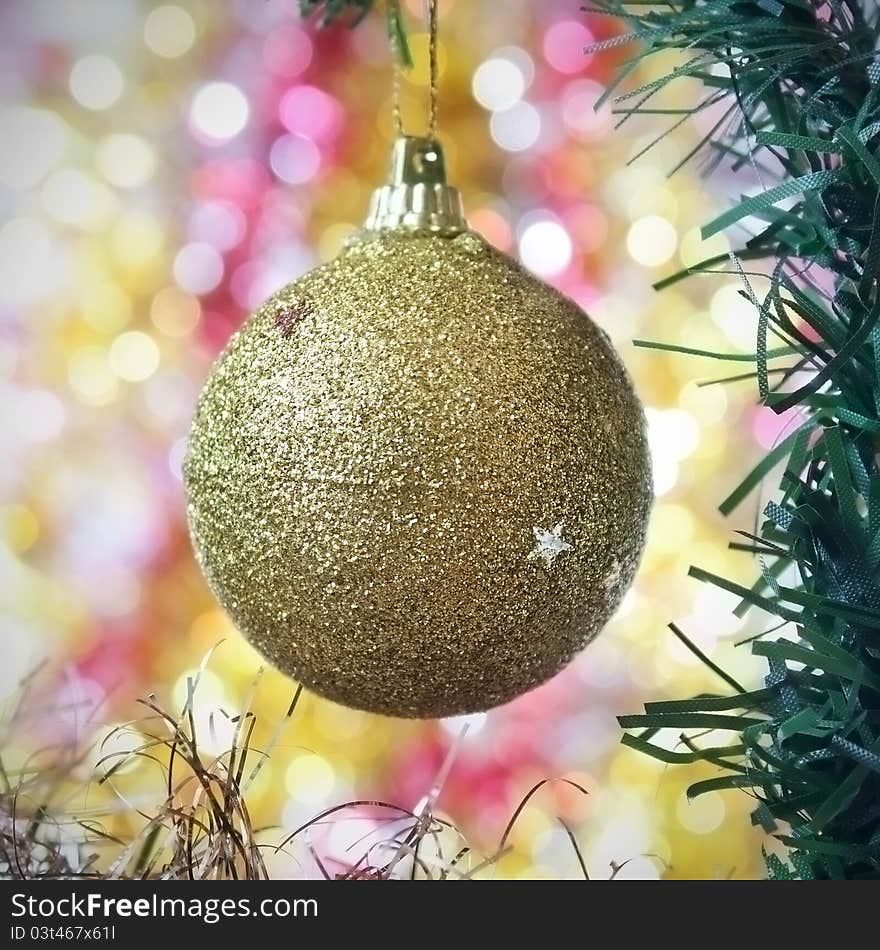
[185, 138, 652, 718]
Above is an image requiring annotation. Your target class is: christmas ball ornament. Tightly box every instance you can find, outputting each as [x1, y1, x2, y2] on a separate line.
[185, 137, 652, 718]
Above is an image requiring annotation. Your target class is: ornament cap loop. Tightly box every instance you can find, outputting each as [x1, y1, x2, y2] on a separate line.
[365, 136, 467, 235]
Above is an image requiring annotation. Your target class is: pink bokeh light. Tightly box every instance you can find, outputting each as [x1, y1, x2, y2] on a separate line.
[543, 20, 595, 75]
[278, 85, 344, 144]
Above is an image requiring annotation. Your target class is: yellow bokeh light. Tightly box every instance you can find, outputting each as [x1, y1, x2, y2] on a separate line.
[144, 5, 196, 59]
[96, 134, 156, 189]
[678, 380, 729, 425]
[317, 222, 356, 262]
[189, 609, 235, 646]
[285, 753, 336, 805]
[648, 503, 695, 553]
[79, 281, 132, 333]
[150, 286, 201, 337]
[172, 668, 226, 711]
[626, 215, 679, 267]
[111, 211, 165, 273]
[676, 790, 726, 834]
[68, 346, 119, 405]
[313, 702, 367, 742]
[2, 505, 40, 553]
[109, 331, 160, 382]
[678, 225, 730, 268]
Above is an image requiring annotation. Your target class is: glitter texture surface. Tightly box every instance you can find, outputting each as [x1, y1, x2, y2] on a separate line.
[184, 229, 652, 718]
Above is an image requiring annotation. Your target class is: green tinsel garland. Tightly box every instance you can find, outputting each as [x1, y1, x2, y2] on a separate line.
[588, 0, 880, 880]
[305, 0, 880, 879]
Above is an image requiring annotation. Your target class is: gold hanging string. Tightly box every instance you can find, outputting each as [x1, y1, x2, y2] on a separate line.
[427, 0, 439, 139]
[390, 0, 440, 139]
[390, 0, 405, 136]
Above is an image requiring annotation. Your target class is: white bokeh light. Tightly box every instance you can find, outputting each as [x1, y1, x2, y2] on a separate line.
[472, 56, 527, 112]
[188, 201, 246, 251]
[168, 437, 188, 480]
[439, 712, 488, 738]
[646, 408, 700, 496]
[69, 55, 124, 111]
[189, 81, 249, 143]
[490, 101, 541, 152]
[269, 133, 321, 184]
[171, 669, 236, 754]
[711, 283, 760, 351]
[0, 107, 68, 189]
[659, 409, 699, 458]
[519, 218, 573, 277]
[3, 388, 66, 446]
[173, 241, 224, 294]
[0, 217, 67, 310]
[41, 169, 117, 229]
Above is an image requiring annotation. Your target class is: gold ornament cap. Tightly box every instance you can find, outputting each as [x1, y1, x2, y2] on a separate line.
[365, 136, 467, 235]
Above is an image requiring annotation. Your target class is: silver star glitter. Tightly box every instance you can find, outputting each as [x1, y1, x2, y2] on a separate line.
[528, 521, 573, 569]
[602, 558, 623, 590]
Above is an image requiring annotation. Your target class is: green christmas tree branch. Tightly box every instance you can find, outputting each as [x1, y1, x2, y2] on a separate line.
[588, 0, 880, 879]
[297, 0, 375, 26]
[298, 0, 412, 65]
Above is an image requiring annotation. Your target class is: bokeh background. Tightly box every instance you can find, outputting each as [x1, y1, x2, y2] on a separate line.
[1, 0, 781, 878]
